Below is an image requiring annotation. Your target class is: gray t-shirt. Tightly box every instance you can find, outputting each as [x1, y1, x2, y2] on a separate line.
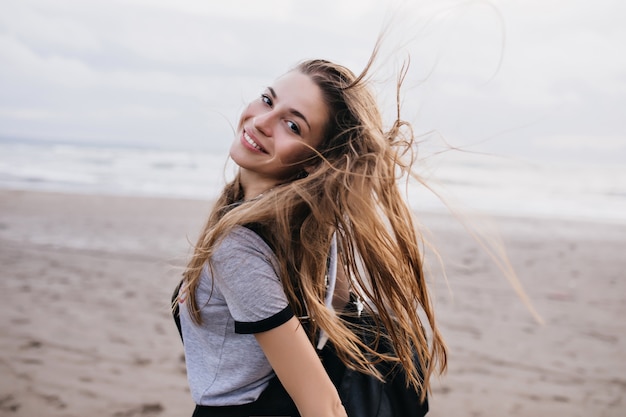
[178, 226, 294, 406]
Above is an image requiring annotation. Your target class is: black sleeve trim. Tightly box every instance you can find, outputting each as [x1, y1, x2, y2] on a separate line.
[234, 305, 294, 334]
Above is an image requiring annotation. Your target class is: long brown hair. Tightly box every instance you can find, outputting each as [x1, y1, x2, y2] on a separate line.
[182, 46, 447, 396]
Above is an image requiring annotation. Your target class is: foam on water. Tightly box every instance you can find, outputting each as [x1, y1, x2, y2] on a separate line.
[407, 152, 626, 223]
[0, 141, 230, 199]
[2, 140, 625, 224]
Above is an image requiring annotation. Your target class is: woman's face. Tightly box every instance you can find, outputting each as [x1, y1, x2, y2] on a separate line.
[230, 71, 328, 197]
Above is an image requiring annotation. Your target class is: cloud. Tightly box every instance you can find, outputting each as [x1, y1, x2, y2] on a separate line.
[0, 35, 98, 88]
[533, 135, 626, 152]
[0, 0, 100, 51]
[0, 0, 624, 159]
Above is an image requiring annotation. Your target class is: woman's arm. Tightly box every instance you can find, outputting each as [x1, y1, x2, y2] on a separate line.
[255, 316, 347, 417]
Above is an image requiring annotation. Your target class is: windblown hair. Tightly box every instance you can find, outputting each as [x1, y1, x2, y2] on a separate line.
[182, 48, 447, 396]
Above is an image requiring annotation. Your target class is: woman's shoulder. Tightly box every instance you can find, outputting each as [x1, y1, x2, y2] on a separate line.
[214, 224, 275, 258]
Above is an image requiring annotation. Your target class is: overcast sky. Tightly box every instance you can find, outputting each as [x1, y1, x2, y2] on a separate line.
[1, 0, 624, 164]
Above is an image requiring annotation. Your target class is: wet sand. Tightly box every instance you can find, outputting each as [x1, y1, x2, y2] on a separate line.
[0, 189, 624, 416]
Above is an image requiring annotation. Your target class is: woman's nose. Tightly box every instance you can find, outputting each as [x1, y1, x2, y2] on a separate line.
[253, 112, 273, 136]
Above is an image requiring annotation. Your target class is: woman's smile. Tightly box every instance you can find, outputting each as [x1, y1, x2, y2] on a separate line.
[242, 130, 267, 153]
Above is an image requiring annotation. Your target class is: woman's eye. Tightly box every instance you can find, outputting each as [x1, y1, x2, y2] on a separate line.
[261, 94, 272, 106]
[286, 121, 301, 135]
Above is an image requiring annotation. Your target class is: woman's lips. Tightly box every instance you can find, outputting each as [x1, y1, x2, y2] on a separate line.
[243, 130, 267, 153]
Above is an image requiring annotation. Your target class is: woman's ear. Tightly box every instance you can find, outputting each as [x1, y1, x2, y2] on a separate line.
[303, 156, 325, 174]
[303, 163, 321, 176]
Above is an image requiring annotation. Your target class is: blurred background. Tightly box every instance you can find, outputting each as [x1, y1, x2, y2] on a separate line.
[1, 0, 625, 221]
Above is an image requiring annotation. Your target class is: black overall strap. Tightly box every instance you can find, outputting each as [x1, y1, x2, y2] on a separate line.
[171, 280, 183, 341]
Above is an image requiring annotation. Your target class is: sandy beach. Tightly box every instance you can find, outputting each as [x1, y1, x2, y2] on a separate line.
[1, 189, 625, 417]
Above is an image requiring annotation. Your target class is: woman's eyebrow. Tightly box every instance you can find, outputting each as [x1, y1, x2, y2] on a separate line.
[267, 86, 311, 131]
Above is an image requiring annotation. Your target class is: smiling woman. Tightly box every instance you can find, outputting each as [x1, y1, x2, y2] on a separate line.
[230, 71, 329, 200]
[172, 54, 447, 417]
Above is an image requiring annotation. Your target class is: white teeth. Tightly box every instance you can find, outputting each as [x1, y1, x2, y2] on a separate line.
[244, 132, 261, 150]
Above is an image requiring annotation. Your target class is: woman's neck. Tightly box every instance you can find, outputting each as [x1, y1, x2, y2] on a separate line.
[239, 169, 277, 201]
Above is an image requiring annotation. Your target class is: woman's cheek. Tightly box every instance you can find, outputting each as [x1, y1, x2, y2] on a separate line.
[283, 143, 316, 166]
[237, 103, 255, 127]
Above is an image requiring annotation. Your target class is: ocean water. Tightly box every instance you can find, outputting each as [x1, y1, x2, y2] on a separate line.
[1, 140, 625, 224]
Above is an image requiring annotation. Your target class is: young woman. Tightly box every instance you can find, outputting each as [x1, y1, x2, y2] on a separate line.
[174, 56, 448, 417]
